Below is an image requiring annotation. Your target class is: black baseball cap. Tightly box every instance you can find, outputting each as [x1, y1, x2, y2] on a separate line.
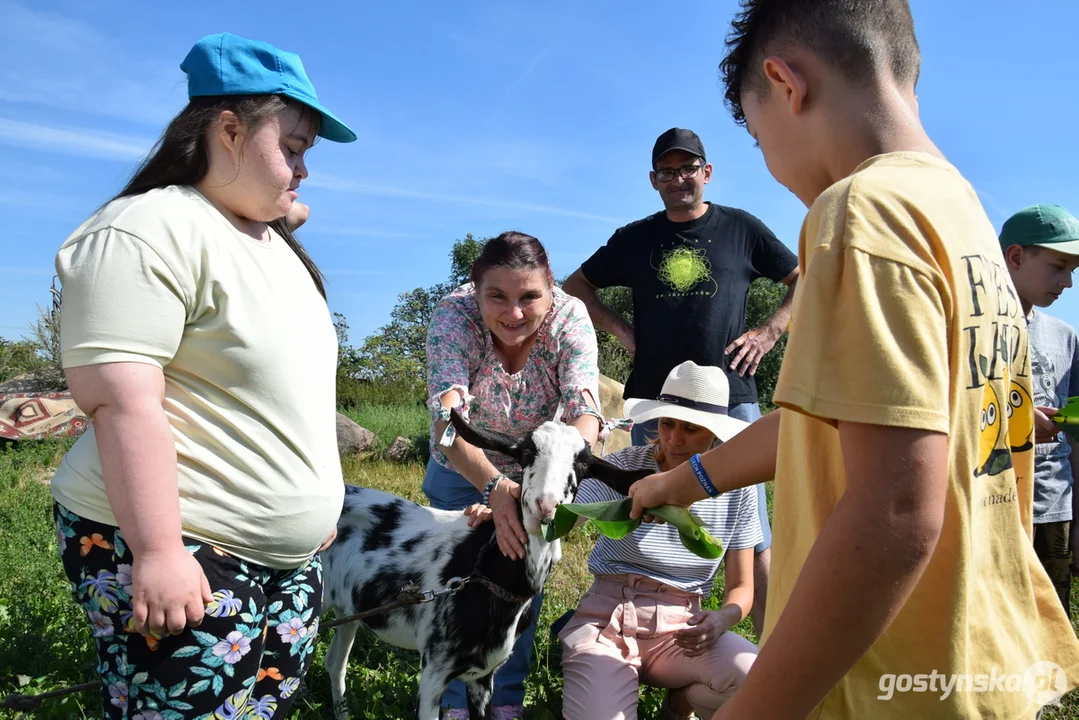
[652, 127, 706, 168]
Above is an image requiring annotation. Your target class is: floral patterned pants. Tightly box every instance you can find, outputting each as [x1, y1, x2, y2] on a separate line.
[54, 502, 323, 719]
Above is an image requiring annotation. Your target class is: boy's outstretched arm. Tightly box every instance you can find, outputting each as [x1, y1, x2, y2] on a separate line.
[711, 422, 948, 719]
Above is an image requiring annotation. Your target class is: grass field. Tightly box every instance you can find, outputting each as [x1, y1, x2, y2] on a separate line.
[341, 405, 430, 455]
[2, 408, 1078, 719]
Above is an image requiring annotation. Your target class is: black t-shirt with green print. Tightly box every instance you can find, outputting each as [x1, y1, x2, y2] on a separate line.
[580, 202, 797, 404]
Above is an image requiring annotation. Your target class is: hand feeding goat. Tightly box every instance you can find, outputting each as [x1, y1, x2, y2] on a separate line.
[321, 409, 648, 720]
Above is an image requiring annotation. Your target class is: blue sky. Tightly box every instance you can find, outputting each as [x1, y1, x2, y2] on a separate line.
[2, 0, 1078, 345]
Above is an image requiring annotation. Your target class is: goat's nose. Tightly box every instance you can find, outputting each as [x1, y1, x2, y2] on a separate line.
[535, 498, 559, 521]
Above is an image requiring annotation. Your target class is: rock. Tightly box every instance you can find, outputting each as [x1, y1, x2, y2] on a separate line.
[336, 413, 376, 456]
[0, 368, 67, 393]
[596, 374, 631, 457]
[386, 436, 414, 463]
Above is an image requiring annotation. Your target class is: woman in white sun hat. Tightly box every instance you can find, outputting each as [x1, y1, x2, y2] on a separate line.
[559, 360, 762, 720]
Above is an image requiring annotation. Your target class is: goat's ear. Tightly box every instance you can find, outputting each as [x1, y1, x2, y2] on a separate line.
[449, 408, 520, 458]
[586, 454, 654, 496]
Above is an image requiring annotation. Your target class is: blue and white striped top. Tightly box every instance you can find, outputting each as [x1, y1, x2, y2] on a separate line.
[577, 444, 763, 597]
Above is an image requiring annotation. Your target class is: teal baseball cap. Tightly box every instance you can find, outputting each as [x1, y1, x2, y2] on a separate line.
[180, 32, 356, 144]
[999, 204, 1079, 256]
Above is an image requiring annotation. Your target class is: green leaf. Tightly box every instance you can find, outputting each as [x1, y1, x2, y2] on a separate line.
[188, 679, 211, 695]
[268, 600, 284, 615]
[1052, 397, 1079, 440]
[168, 680, 187, 698]
[131, 672, 149, 686]
[172, 646, 200, 659]
[647, 505, 725, 560]
[542, 498, 723, 559]
[1054, 396, 1079, 420]
[192, 630, 218, 647]
[150, 680, 168, 702]
[190, 666, 215, 679]
[212, 675, 224, 696]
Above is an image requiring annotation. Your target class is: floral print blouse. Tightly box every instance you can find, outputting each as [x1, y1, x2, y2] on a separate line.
[426, 283, 601, 480]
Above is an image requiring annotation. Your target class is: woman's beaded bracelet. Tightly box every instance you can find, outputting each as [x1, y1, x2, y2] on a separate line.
[689, 454, 720, 498]
[482, 474, 506, 506]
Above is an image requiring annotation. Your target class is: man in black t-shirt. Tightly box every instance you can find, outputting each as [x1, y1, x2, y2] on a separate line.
[563, 127, 798, 640]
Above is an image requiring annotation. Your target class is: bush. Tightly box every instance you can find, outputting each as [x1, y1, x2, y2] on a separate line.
[0, 338, 49, 384]
[337, 375, 424, 410]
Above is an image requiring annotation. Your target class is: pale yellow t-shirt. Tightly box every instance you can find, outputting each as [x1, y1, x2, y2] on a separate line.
[769, 152, 1079, 718]
[51, 185, 344, 570]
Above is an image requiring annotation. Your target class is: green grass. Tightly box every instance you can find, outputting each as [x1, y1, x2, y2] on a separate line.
[2, 426, 1079, 719]
[342, 404, 430, 454]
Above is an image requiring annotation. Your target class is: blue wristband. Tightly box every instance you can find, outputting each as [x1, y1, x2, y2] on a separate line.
[689, 454, 719, 498]
[481, 475, 503, 506]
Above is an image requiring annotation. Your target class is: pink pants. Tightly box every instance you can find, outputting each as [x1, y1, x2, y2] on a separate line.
[559, 574, 758, 720]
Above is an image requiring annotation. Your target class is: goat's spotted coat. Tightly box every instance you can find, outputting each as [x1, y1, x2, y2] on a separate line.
[321, 411, 647, 720]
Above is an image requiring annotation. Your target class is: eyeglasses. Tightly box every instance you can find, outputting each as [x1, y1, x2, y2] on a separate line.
[654, 163, 705, 183]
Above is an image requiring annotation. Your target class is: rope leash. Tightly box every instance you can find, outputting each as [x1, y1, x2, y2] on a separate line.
[0, 577, 467, 714]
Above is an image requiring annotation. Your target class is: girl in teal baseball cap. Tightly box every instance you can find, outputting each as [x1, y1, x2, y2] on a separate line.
[49, 33, 354, 719]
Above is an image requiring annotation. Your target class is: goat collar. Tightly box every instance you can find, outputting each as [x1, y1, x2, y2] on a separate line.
[468, 534, 534, 604]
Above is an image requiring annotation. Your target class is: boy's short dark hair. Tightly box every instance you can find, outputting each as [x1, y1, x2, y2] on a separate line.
[720, 0, 921, 126]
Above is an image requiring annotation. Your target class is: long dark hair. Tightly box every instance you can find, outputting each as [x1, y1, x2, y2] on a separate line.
[470, 231, 555, 288]
[112, 95, 327, 297]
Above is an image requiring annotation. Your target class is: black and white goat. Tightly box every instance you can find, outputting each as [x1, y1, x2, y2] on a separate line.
[321, 409, 646, 720]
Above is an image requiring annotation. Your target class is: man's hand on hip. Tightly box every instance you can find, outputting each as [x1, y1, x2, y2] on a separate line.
[726, 326, 780, 377]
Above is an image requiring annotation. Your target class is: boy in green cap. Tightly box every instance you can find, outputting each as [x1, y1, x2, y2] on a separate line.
[1001, 203, 1079, 618]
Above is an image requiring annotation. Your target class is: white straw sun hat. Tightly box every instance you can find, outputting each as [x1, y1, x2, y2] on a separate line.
[623, 361, 749, 442]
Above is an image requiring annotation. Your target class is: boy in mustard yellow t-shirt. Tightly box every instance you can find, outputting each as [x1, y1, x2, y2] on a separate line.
[626, 1, 1079, 718]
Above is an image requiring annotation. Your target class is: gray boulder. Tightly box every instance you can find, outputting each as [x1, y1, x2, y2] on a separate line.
[336, 413, 376, 456]
[386, 436, 414, 463]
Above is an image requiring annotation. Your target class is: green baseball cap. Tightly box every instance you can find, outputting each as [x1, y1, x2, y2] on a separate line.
[999, 204, 1079, 256]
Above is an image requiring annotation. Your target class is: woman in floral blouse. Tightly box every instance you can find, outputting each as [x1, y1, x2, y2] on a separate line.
[423, 230, 602, 719]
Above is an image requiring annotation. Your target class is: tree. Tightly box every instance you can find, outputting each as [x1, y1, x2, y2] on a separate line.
[342, 234, 486, 402]
[0, 279, 65, 387]
[446, 233, 484, 288]
[333, 312, 363, 378]
[0, 338, 49, 384]
[743, 278, 789, 411]
[593, 287, 634, 384]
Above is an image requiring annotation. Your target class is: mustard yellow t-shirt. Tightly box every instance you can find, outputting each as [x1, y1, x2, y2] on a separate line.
[769, 152, 1079, 718]
[51, 185, 344, 570]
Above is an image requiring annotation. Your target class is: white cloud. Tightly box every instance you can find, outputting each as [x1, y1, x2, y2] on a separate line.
[0, 266, 52, 276]
[305, 172, 620, 225]
[0, 117, 152, 161]
[0, 0, 186, 125]
[302, 226, 431, 239]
